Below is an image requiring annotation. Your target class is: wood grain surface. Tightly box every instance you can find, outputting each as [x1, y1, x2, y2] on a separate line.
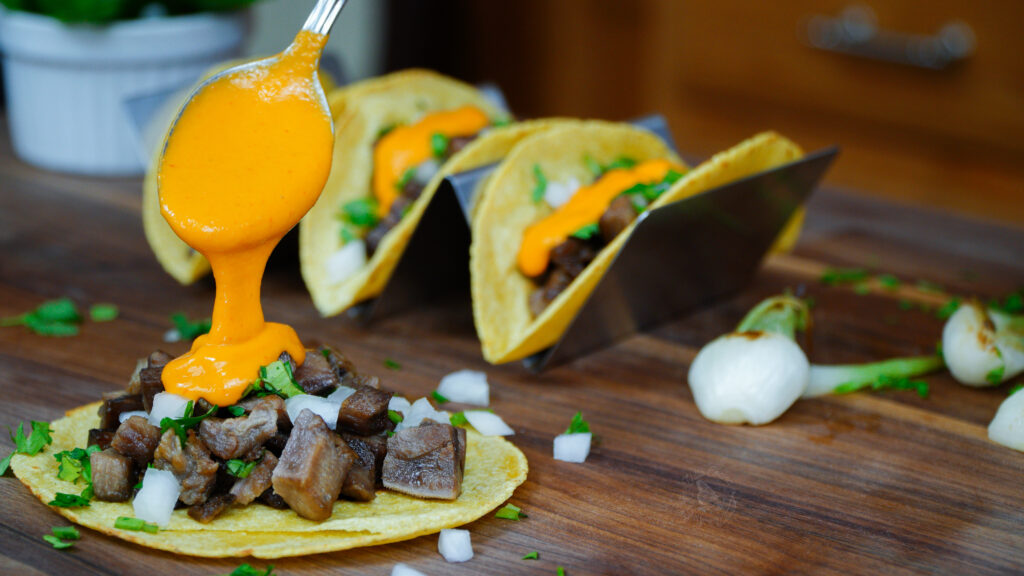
[1, 123, 1023, 575]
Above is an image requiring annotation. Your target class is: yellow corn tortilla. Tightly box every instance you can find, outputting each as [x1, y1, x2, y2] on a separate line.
[12, 402, 528, 558]
[471, 127, 804, 363]
[142, 59, 337, 285]
[300, 70, 563, 316]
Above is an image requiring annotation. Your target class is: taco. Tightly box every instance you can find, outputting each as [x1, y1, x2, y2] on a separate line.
[471, 125, 804, 364]
[301, 70, 540, 316]
[11, 346, 528, 558]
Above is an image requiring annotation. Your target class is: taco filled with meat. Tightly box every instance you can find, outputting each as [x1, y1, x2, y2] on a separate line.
[470, 124, 805, 363]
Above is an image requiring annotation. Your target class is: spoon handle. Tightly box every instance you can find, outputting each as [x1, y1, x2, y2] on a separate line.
[302, 0, 347, 36]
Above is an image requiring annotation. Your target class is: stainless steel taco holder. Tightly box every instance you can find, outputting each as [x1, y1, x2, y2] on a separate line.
[350, 114, 838, 371]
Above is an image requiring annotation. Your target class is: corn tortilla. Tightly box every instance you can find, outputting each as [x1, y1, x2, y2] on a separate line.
[12, 402, 528, 558]
[471, 127, 804, 363]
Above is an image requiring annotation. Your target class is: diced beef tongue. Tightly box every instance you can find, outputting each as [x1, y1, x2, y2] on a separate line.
[148, 350, 173, 368]
[237, 394, 291, 431]
[230, 451, 279, 506]
[344, 373, 380, 390]
[271, 409, 353, 521]
[341, 433, 388, 487]
[187, 493, 236, 524]
[88, 429, 115, 450]
[529, 268, 573, 318]
[126, 358, 148, 395]
[446, 134, 477, 157]
[550, 237, 597, 278]
[365, 196, 411, 259]
[599, 194, 637, 243]
[257, 487, 289, 510]
[90, 449, 134, 502]
[98, 393, 145, 430]
[263, 432, 289, 457]
[382, 420, 466, 500]
[110, 415, 161, 468]
[153, 429, 219, 506]
[336, 387, 393, 435]
[199, 401, 278, 460]
[319, 346, 356, 382]
[293, 351, 339, 396]
[277, 351, 297, 373]
[139, 351, 171, 412]
[336, 436, 374, 502]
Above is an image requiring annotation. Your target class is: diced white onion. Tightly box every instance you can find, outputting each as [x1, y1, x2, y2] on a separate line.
[326, 240, 367, 286]
[414, 159, 441, 184]
[989, 389, 1024, 452]
[162, 328, 181, 343]
[392, 563, 427, 576]
[285, 396, 341, 430]
[148, 392, 192, 426]
[553, 432, 592, 463]
[388, 396, 411, 415]
[544, 177, 581, 209]
[437, 370, 490, 406]
[119, 410, 148, 424]
[395, 397, 450, 431]
[132, 468, 180, 527]
[326, 385, 357, 405]
[438, 528, 473, 563]
[463, 410, 514, 436]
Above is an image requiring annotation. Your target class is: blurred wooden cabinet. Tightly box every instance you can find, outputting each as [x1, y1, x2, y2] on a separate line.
[389, 0, 1024, 225]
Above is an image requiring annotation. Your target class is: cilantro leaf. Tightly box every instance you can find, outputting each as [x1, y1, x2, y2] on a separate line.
[226, 564, 276, 576]
[819, 268, 869, 286]
[160, 402, 218, 447]
[255, 361, 304, 398]
[583, 154, 603, 177]
[89, 303, 119, 322]
[936, 297, 962, 320]
[1009, 383, 1023, 396]
[43, 534, 74, 550]
[227, 406, 246, 417]
[49, 490, 91, 508]
[565, 412, 590, 435]
[384, 358, 401, 370]
[340, 198, 380, 228]
[491, 117, 512, 128]
[388, 410, 404, 425]
[431, 390, 449, 404]
[570, 223, 599, 241]
[226, 457, 260, 479]
[915, 279, 945, 294]
[987, 364, 1006, 386]
[450, 412, 468, 427]
[430, 132, 449, 158]
[170, 313, 211, 341]
[523, 551, 540, 560]
[51, 526, 80, 540]
[876, 274, 901, 290]
[557, 567, 567, 576]
[396, 167, 417, 192]
[4, 420, 54, 471]
[531, 164, 547, 204]
[2, 298, 83, 337]
[495, 503, 527, 520]
[0, 455, 11, 476]
[114, 516, 159, 534]
[602, 156, 636, 172]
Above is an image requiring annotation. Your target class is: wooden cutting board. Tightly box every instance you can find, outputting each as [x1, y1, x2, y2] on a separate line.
[1, 125, 1022, 575]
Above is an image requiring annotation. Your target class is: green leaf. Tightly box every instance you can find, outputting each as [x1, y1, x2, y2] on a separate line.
[114, 516, 158, 534]
[565, 412, 590, 435]
[1009, 383, 1023, 396]
[431, 390, 449, 404]
[570, 223, 599, 241]
[495, 503, 526, 520]
[376, 124, 396, 139]
[384, 358, 402, 371]
[819, 268, 869, 286]
[339, 226, 357, 244]
[2, 299, 84, 336]
[523, 551, 540, 560]
[170, 313, 211, 341]
[0, 454, 11, 476]
[226, 457, 260, 479]
[387, 410, 404, 425]
[226, 564, 276, 576]
[33, 298, 81, 323]
[340, 198, 380, 228]
[876, 274, 901, 290]
[491, 117, 512, 128]
[936, 297, 962, 320]
[430, 132, 449, 158]
[396, 167, 417, 192]
[557, 567, 567, 576]
[989, 290, 1024, 315]
[160, 403, 218, 447]
[915, 279, 945, 294]
[10, 421, 53, 458]
[834, 374, 930, 399]
[43, 534, 74, 550]
[584, 154, 603, 177]
[49, 491, 91, 508]
[89, 303, 119, 322]
[227, 406, 246, 417]
[987, 364, 1006, 386]
[51, 526, 80, 540]
[257, 361, 304, 398]
[603, 156, 636, 172]
[532, 164, 547, 204]
[450, 412, 468, 427]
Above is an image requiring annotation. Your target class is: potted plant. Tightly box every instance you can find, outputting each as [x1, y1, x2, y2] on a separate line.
[0, 0, 261, 176]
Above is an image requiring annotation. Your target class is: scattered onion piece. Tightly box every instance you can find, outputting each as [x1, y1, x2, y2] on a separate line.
[132, 468, 180, 527]
[396, 397, 450, 431]
[989, 388, 1024, 451]
[326, 240, 367, 286]
[463, 410, 513, 436]
[391, 564, 427, 576]
[438, 528, 473, 563]
[326, 385, 356, 404]
[544, 177, 581, 208]
[437, 370, 490, 406]
[285, 396, 341, 430]
[119, 410, 148, 424]
[147, 392, 191, 426]
[553, 432, 592, 463]
[388, 396, 411, 415]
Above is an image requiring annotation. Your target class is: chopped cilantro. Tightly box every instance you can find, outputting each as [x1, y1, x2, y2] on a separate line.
[384, 358, 402, 371]
[603, 156, 636, 172]
[1, 297, 82, 337]
[523, 551, 540, 560]
[1009, 383, 1023, 396]
[570, 223, 599, 241]
[43, 534, 74, 550]
[616, 170, 681, 206]
[876, 274, 901, 290]
[340, 198, 380, 228]
[430, 132, 449, 158]
[376, 124, 396, 139]
[1, 420, 54, 475]
[853, 284, 871, 295]
[627, 193, 649, 214]
[386, 430, 395, 437]
[915, 279, 945, 294]
[89, 303, 118, 322]
[227, 406, 246, 417]
[583, 154, 603, 177]
[936, 341, 944, 361]
[987, 364, 1006, 386]
[532, 164, 547, 204]
[495, 503, 526, 520]
[450, 412, 468, 427]
[936, 297, 962, 320]
[170, 313, 211, 341]
[160, 402, 218, 447]
[225, 564, 275, 576]
[989, 290, 1024, 315]
[565, 412, 590, 435]
[114, 516, 158, 534]
[491, 117, 512, 128]
[431, 390, 449, 404]
[339, 226, 357, 244]
[396, 167, 417, 191]
[49, 490, 91, 508]
[898, 299, 914, 311]
[254, 360, 304, 399]
[387, 410, 404, 425]
[819, 268, 869, 286]
[557, 567, 567, 576]
[51, 526, 80, 540]
[226, 457, 260, 479]
[834, 374, 929, 398]
[54, 445, 101, 484]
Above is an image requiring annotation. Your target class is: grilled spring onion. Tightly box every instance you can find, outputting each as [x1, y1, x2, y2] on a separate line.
[942, 301, 1024, 387]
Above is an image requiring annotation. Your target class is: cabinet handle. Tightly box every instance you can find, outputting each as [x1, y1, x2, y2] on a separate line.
[802, 5, 974, 70]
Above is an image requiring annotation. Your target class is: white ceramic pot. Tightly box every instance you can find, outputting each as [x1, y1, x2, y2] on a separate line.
[0, 9, 248, 176]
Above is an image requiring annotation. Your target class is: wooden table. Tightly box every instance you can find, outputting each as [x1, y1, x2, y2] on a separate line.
[2, 122, 1023, 575]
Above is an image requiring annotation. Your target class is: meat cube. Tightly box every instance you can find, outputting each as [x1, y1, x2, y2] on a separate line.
[153, 429, 219, 506]
[139, 351, 173, 411]
[319, 345, 356, 381]
[187, 493, 236, 524]
[148, 350, 173, 368]
[257, 487, 289, 509]
[277, 351, 297, 373]
[343, 373, 380, 390]
[126, 358, 148, 395]
[98, 393, 145, 430]
[599, 194, 637, 243]
[550, 237, 597, 278]
[293, 351, 338, 396]
[199, 401, 278, 460]
[88, 428, 115, 450]
[90, 448, 134, 502]
[230, 452, 279, 505]
[529, 268, 572, 317]
[365, 203, 404, 258]
[271, 409, 352, 521]
[110, 415, 161, 467]
[336, 387, 393, 435]
[237, 394, 290, 431]
[335, 436, 374, 501]
[341, 433, 388, 487]
[263, 432, 289, 457]
[382, 421, 466, 500]
[445, 134, 477, 157]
